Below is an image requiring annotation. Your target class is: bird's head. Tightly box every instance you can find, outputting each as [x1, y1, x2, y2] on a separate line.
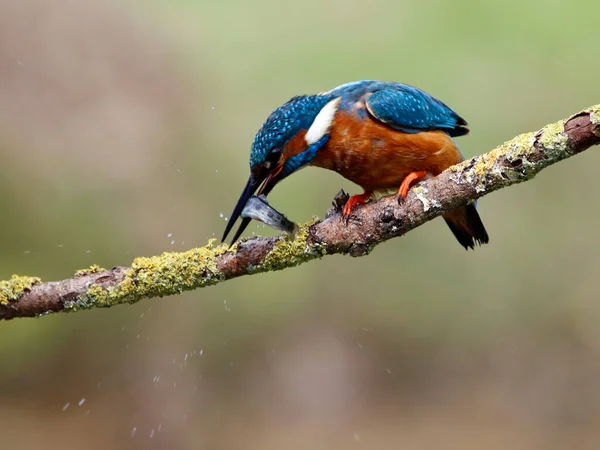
[222, 94, 340, 243]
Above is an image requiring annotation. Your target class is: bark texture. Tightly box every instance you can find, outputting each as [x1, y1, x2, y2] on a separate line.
[1, 105, 599, 320]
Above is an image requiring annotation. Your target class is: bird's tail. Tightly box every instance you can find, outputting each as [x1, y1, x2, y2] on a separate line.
[442, 203, 489, 250]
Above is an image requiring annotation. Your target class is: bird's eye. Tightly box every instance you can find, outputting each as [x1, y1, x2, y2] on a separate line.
[265, 148, 282, 168]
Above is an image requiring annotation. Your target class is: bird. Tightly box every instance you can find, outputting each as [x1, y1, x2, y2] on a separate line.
[222, 80, 489, 249]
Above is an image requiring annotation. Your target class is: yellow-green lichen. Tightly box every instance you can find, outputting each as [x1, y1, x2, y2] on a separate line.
[537, 119, 568, 158]
[450, 131, 537, 191]
[258, 218, 323, 272]
[74, 264, 105, 277]
[449, 116, 574, 193]
[84, 284, 111, 306]
[68, 239, 234, 311]
[0, 275, 42, 305]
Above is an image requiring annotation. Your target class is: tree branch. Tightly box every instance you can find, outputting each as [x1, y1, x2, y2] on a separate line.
[2, 105, 599, 320]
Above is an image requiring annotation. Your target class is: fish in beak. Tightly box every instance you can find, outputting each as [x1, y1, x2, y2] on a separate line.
[221, 165, 283, 244]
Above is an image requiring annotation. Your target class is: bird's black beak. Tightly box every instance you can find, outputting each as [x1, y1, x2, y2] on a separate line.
[221, 166, 282, 244]
[222, 172, 263, 244]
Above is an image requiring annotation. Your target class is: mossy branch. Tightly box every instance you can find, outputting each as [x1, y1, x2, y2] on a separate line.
[1, 105, 599, 320]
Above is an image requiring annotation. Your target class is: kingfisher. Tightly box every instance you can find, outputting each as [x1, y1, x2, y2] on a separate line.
[222, 80, 489, 249]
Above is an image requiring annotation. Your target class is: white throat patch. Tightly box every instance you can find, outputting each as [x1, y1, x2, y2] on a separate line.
[305, 98, 341, 145]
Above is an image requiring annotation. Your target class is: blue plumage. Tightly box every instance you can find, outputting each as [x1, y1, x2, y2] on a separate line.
[280, 134, 329, 178]
[330, 81, 468, 137]
[365, 84, 468, 136]
[223, 80, 486, 248]
[249, 81, 468, 170]
[250, 94, 334, 168]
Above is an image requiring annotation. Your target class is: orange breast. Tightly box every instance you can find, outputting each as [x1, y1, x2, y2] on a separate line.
[311, 111, 464, 191]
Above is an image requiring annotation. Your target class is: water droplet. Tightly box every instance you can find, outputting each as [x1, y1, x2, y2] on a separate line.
[385, 368, 392, 374]
[149, 429, 155, 438]
[62, 402, 70, 411]
[211, 105, 215, 110]
[78, 398, 86, 406]
[23, 250, 31, 254]
[170, 240, 176, 245]
[167, 233, 173, 238]
[131, 427, 137, 437]
[219, 212, 224, 218]
[199, 349, 204, 356]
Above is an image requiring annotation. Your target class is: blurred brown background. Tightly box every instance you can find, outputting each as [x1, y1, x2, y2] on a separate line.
[1, 0, 600, 448]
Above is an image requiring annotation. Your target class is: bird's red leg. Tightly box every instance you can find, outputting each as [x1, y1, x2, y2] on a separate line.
[343, 190, 373, 221]
[397, 171, 428, 203]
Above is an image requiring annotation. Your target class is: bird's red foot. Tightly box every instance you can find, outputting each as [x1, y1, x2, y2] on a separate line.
[342, 191, 373, 223]
[397, 171, 428, 204]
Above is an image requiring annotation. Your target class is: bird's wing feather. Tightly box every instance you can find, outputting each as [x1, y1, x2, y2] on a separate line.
[365, 85, 469, 137]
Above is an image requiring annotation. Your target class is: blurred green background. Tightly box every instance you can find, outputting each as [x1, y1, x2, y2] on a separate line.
[1, 0, 600, 448]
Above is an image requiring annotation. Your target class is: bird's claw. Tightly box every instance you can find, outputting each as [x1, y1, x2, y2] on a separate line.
[341, 204, 354, 225]
[340, 191, 372, 225]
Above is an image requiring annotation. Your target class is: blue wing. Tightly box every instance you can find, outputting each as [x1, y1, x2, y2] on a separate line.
[365, 84, 469, 137]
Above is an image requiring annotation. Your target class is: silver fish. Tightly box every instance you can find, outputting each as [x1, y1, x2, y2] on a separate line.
[241, 195, 298, 236]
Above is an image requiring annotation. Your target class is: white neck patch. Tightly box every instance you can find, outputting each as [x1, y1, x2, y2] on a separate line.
[305, 98, 341, 146]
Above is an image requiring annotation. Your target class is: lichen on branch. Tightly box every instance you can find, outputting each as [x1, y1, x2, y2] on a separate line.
[0, 275, 42, 305]
[1, 104, 599, 320]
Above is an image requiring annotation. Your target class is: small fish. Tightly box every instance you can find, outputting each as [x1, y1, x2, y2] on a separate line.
[241, 195, 298, 236]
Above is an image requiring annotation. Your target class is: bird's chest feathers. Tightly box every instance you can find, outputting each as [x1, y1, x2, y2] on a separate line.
[311, 110, 459, 190]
